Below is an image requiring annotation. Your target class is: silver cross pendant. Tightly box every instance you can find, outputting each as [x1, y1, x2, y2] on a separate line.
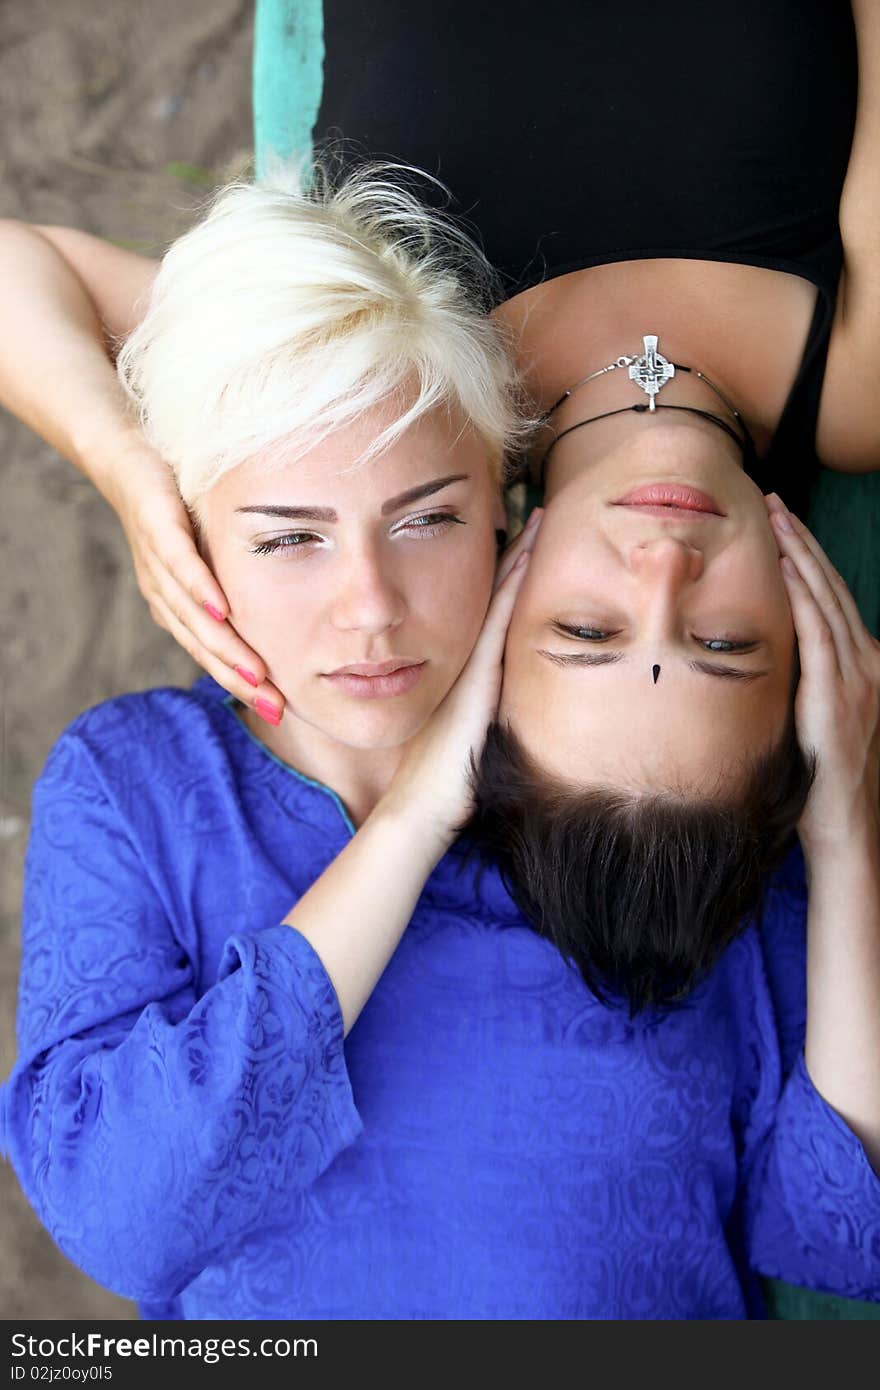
[628, 335, 675, 411]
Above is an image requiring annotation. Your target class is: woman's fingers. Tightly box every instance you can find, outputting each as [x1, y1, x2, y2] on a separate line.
[150, 515, 230, 624]
[472, 511, 542, 674]
[148, 588, 286, 720]
[144, 531, 273, 690]
[136, 517, 283, 713]
[119, 471, 283, 711]
[478, 549, 531, 664]
[766, 495, 869, 653]
[440, 546, 532, 729]
[768, 503, 862, 672]
[493, 506, 543, 591]
[778, 554, 842, 684]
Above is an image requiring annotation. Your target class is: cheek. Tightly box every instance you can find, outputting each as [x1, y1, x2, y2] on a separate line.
[725, 548, 793, 628]
[455, 537, 496, 602]
[219, 556, 323, 657]
[411, 539, 496, 649]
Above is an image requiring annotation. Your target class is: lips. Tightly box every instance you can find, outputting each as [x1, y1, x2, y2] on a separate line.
[328, 659, 421, 678]
[612, 483, 724, 515]
[322, 659, 426, 700]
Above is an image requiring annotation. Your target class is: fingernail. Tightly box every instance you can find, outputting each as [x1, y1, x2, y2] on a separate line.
[255, 697, 282, 726]
[527, 507, 543, 528]
[204, 602, 225, 622]
[235, 665, 259, 688]
[772, 510, 792, 533]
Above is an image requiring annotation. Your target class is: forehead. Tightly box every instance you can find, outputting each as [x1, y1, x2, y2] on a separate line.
[501, 654, 791, 792]
[205, 410, 493, 511]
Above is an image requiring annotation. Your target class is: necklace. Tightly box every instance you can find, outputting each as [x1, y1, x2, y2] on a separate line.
[539, 334, 759, 483]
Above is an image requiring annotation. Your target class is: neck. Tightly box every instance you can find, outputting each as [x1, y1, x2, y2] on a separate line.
[496, 259, 815, 448]
[544, 406, 744, 503]
[539, 362, 747, 497]
[237, 703, 404, 827]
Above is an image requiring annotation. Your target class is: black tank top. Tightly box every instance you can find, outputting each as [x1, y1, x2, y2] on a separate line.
[314, 0, 857, 512]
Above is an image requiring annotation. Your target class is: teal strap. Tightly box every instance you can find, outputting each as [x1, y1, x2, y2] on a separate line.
[253, 0, 325, 176]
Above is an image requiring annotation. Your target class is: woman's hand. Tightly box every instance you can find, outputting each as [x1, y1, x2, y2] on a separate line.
[287, 507, 543, 1034]
[381, 508, 543, 847]
[766, 493, 880, 855]
[105, 435, 286, 719]
[0, 218, 286, 719]
[767, 495, 880, 1171]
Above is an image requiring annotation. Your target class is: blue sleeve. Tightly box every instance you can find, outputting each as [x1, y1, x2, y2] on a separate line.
[1, 732, 363, 1304]
[740, 848, 880, 1302]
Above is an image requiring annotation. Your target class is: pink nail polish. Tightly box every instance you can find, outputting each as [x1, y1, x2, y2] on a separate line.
[255, 698, 282, 726]
[235, 665, 259, 688]
[204, 602, 225, 622]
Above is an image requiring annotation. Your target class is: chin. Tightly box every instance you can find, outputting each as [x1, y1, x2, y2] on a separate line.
[321, 706, 431, 752]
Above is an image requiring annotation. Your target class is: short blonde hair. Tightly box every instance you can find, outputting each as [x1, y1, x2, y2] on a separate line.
[117, 162, 531, 511]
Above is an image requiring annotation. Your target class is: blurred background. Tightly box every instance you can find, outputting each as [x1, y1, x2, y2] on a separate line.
[0, 0, 254, 1319]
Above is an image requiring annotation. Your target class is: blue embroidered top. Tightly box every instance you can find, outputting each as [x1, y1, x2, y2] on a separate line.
[3, 676, 879, 1319]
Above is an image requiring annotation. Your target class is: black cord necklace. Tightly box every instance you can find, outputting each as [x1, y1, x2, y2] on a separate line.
[538, 334, 759, 486]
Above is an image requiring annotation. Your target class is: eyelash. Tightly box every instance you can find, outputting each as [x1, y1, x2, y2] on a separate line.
[249, 511, 465, 556]
[556, 624, 754, 653]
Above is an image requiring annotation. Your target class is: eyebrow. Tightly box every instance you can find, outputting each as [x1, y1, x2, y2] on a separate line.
[537, 650, 771, 682]
[538, 651, 624, 669]
[234, 473, 470, 523]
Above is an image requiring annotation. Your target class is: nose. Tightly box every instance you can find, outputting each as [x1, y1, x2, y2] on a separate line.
[629, 537, 704, 590]
[329, 545, 406, 635]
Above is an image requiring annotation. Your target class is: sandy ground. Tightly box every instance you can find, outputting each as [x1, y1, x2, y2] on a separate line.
[1, 0, 254, 1319]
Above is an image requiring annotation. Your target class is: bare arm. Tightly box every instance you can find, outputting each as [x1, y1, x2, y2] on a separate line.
[817, 0, 880, 470]
[0, 220, 287, 715]
[766, 494, 880, 1174]
[802, 823, 880, 1173]
[0, 220, 157, 500]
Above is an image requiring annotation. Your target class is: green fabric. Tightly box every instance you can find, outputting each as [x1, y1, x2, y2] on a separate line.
[253, 0, 324, 176]
[762, 1278, 880, 1320]
[806, 468, 880, 638]
[250, 4, 879, 1320]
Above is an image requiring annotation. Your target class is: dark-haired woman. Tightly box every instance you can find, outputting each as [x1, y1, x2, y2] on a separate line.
[303, 0, 880, 1130]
